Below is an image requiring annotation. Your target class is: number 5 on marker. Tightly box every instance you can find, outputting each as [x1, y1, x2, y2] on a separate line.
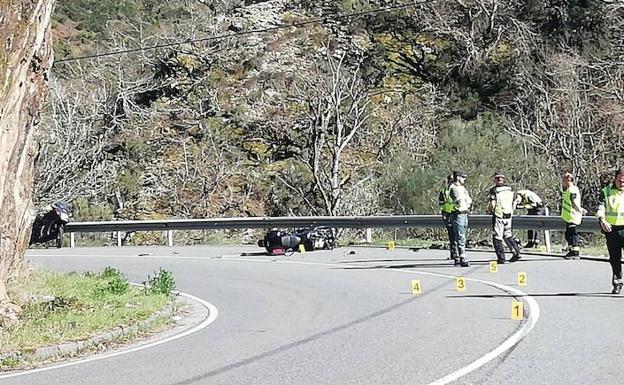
[456, 277, 466, 291]
[411, 280, 422, 295]
[517, 272, 527, 286]
[511, 301, 524, 320]
[489, 261, 498, 273]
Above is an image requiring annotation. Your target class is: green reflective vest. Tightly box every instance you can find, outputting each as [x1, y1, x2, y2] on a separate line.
[601, 185, 624, 226]
[439, 187, 454, 214]
[561, 185, 582, 225]
[493, 185, 515, 218]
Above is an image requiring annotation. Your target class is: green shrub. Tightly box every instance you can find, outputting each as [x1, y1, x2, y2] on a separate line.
[93, 267, 129, 296]
[147, 269, 176, 295]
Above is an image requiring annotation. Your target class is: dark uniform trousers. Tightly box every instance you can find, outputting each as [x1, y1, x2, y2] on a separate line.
[606, 226, 624, 284]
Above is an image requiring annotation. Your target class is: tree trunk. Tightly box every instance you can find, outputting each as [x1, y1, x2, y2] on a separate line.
[0, 0, 55, 303]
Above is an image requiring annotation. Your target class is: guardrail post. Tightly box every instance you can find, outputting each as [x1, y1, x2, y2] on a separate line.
[116, 231, 122, 247]
[366, 228, 372, 244]
[70, 232, 75, 248]
[167, 230, 174, 247]
[544, 207, 552, 253]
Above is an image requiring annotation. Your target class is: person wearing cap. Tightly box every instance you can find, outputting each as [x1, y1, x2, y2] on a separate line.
[597, 169, 624, 294]
[438, 174, 457, 261]
[449, 171, 472, 267]
[515, 189, 545, 248]
[487, 172, 521, 264]
[561, 173, 587, 259]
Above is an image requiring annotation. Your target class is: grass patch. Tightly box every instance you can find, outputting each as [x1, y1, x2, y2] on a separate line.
[1, 268, 172, 356]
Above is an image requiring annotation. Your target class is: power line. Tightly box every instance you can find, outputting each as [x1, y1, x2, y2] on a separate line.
[54, 1, 432, 64]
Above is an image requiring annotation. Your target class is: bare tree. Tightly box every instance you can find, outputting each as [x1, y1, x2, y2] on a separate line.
[288, 51, 374, 216]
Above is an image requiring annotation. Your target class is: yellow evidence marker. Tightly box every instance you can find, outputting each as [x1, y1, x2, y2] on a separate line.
[511, 301, 524, 320]
[298, 244, 306, 253]
[517, 272, 527, 286]
[386, 241, 395, 251]
[411, 280, 422, 295]
[489, 260, 498, 273]
[456, 277, 466, 292]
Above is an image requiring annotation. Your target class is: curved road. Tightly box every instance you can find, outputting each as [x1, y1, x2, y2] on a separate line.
[2, 246, 623, 385]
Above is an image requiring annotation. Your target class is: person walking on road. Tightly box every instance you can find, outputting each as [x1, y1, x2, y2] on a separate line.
[597, 169, 624, 294]
[450, 171, 472, 267]
[561, 173, 586, 260]
[487, 172, 521, 264]
[439, 174, 457, 261]
[515, 189, 545, 248]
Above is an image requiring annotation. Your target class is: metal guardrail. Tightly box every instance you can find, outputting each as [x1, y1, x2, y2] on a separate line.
[65, 214, 602, 234]
[63, 214, 602, 249]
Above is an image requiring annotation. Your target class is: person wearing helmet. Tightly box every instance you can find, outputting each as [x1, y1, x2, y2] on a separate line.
[487, 172, 521, 264]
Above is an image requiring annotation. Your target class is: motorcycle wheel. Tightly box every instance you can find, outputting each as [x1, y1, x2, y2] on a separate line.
[56, 226, 64, 248]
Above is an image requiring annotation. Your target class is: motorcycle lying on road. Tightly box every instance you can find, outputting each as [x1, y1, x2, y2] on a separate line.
[258, 226, 336, 255]
[29, 202, 72, 248]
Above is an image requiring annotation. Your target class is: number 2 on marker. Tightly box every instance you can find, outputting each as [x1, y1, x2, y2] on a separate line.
[456, 277, 466, 291]
[411, 280, 422, 295]
[517, 272, 527, 286]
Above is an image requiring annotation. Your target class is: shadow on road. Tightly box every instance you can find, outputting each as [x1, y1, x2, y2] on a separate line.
[171, 278, 454, 385]
[334, 258, 558, 270]
[448, 292, 621, 298]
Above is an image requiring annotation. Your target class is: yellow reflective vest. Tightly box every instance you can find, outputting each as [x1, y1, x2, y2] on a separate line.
[438, 187, 454, 214]
[561, 185, 582, 225]
[598, 185, 624, 226]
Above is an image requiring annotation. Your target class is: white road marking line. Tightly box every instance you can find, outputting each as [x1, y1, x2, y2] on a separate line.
[224, 256, 541, 385]
[0, 292, 218, 380]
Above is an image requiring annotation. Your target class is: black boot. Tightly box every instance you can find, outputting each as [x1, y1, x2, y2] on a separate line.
[612, 283, 623, 295]
[564, 250, 580, 260]
[494, 239, 506, 264]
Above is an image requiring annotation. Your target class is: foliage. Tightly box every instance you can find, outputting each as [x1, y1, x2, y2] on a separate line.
[147, 268, 176, 295]
[2, 269, 170, 355]
[380, 115, 559, 214]
[36, 0, 624, 232]
[93, 267, 129, 296]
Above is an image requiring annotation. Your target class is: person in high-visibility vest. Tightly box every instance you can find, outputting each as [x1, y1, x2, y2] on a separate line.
[438, 174, 456, 261]
[515, 189, 545, 248]
[450, 170, 472, 267]
[487, 172, 521, 264]
[561, 173, 587, 259]
[597, 169, 624, 294]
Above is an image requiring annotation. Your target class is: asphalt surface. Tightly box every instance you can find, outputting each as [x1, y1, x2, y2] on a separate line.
[2, 245, 623, 385]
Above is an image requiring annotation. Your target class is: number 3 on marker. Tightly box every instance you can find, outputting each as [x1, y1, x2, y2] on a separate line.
[517, 272, 527, 286]
[411, 279, 422, 295]
[456, 277, 466, 291]
[511, 301, 523, 320]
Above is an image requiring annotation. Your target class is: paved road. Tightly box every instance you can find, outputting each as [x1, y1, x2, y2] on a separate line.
[2, 246, 623, 385]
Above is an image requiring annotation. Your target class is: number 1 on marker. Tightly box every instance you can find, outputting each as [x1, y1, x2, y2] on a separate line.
[511, 301, 524, 320]
[411, 280, 422, 295]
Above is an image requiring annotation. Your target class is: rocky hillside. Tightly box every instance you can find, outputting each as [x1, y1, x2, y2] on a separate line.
[36, 0, 624, 221]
